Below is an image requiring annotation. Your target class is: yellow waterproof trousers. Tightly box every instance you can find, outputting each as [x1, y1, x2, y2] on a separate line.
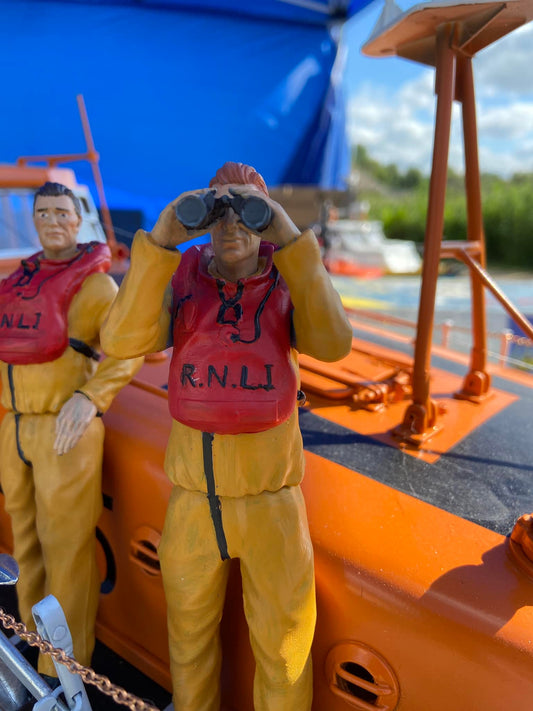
[159, 483, 316, 711]
[0, 412, 103, 676]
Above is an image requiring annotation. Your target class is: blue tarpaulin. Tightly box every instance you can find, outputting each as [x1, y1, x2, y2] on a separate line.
[0, 0, 374, 228]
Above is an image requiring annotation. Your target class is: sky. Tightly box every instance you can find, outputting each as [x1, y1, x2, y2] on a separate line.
[341, 0, 533, 177]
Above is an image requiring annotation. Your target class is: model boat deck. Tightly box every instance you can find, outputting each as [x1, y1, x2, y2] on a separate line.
[299, 329, 532, 538]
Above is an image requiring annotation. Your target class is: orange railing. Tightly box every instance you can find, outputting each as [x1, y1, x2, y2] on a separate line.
[345, 308, 533, 373]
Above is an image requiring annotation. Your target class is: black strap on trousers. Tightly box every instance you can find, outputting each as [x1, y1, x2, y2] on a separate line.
[202, 432, 230, 561]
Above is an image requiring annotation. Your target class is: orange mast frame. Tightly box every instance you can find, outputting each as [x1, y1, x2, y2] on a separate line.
[15, 95, 124, 259]
[363, 0, 533, 445]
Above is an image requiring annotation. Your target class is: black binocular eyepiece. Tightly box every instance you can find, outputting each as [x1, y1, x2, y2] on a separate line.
[175, 190, 272, 233]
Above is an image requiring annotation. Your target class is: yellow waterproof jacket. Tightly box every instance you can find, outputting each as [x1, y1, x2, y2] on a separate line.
[1, 272, 143, 414]
[102, 230, 352, 497]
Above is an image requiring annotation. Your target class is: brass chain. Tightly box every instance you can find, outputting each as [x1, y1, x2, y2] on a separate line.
[0, 608, 160, 711]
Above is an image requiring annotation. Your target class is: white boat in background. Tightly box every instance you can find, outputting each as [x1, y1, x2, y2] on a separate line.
[323, 218, 422, 277]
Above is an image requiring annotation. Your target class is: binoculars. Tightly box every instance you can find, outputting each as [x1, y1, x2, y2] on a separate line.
[175, 190, 272, 232]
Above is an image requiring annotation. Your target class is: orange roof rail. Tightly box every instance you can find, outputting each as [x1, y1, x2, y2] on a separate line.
[16, 95, 128, 260]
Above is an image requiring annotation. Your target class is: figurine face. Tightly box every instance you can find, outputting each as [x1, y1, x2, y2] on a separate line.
[210, 183, 262, 281]
[33, 195, 82, 260]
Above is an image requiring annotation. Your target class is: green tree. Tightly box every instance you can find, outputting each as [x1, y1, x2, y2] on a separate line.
[352, 146, 533, 269]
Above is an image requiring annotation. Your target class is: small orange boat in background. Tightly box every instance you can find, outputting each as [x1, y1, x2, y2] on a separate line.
[0, 3, 532, 710]
[323, 217, 421, 278]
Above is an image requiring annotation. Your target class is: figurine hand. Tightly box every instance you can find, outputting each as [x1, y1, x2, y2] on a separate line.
[227, 186, 300, 247]
[150, 189, 213, 248]
[54, 392, 98, 456]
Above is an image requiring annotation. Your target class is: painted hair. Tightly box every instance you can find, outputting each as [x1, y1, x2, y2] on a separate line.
[209, 162, 268, 196]
[33, 182, 82, 217]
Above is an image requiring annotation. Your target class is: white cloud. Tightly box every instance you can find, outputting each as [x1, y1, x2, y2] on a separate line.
[478, 102, 533, 139]
[347, 24, 533, 177]
[397, 71, 435, 113]
[476, 23, 533, 98]
[478, 141, 533, 176]
[348, 69, 450, 174]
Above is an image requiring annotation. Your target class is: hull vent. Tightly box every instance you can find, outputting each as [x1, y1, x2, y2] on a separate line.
[325, 641, 400, 710]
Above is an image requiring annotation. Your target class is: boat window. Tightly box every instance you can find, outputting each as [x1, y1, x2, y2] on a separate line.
[0, 189, 40, 257]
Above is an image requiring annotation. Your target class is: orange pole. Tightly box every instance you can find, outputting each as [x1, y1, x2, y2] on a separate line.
[76, 95, 120, 254]
[436, 243, 533, 340]
[399, 25, 456, 435]
[458, 56, 490, 396]
[459, 251, 533, 340]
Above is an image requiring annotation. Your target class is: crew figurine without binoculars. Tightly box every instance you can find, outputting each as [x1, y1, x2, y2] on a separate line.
[102, 162, 353, 711]
[0, 182, 143, 680]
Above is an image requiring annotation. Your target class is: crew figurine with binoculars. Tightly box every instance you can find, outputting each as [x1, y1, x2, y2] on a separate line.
[102, 162, 352, 711]
[150, 180, 302, 256]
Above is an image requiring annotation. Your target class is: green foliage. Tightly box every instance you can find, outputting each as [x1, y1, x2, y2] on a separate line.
[482, 176, 533, 267]
[369, 192, 428, 242]
[352, 145, 533, 269]
[354, 145, 424, 189]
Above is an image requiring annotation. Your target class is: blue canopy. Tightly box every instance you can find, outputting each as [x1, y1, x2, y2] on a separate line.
[0, 0, 374, 229]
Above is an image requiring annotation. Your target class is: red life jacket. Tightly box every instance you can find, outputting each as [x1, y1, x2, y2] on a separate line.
[0, 242, 111, 365]
[168, 242, 297, 434]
